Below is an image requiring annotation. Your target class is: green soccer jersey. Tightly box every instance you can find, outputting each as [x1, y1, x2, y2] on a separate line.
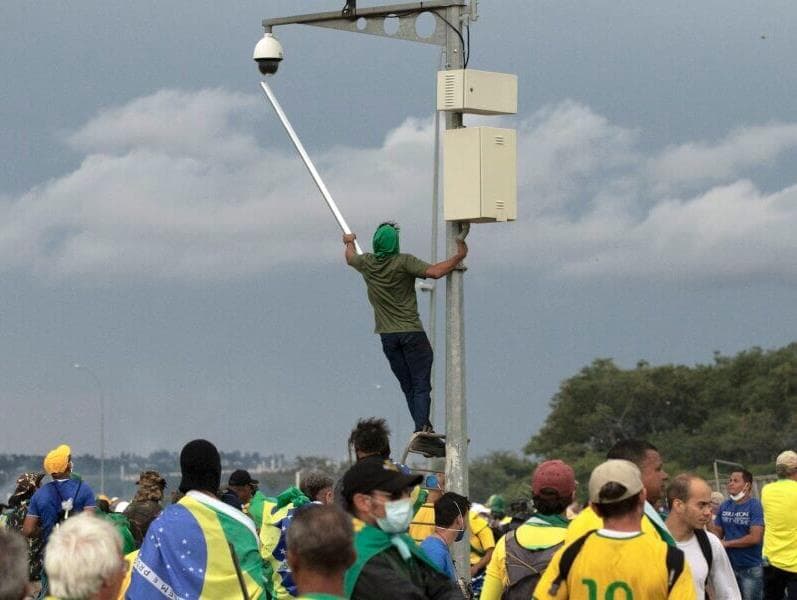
[349, 253, 431, 333]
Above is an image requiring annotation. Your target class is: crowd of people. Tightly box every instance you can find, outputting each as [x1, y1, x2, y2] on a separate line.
[0, 419, 795, 600]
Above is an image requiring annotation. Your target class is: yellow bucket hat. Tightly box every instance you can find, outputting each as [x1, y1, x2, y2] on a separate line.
[43, 444, 71, 475]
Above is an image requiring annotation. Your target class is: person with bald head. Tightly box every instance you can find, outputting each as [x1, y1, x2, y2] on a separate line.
[666, 474, 740, 599]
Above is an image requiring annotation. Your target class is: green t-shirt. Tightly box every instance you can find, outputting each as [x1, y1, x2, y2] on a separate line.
[349, 253, 431, 333]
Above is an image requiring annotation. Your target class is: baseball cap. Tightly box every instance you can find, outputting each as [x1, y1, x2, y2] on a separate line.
[532, 460, 576, 497]
[342, 456, 423, 502]
[588, 459, 643, 504]
[775, 450, 797, 470]
[43, 444, 71, 475]
[229, 469, 259, 487]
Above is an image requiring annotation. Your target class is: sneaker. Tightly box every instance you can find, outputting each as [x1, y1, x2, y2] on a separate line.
[410, 435, 446, 458]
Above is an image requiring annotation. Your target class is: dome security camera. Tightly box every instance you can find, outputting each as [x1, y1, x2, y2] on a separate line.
[253, 32, 283, 75]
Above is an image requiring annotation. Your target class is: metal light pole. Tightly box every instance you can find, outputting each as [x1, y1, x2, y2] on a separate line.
[439, 5, 470, 580]
[256, 1, 474, 581]
[74, 363, 105, 494]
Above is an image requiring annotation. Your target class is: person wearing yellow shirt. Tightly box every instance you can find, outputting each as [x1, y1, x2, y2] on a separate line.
[410, 473, 445, 543]
[535, 459, 695, 600]
[481, 459, 576, 600]
[470, 509, 496, 596]
[565, 439, 675, 546]
[761, 450, 797, 599]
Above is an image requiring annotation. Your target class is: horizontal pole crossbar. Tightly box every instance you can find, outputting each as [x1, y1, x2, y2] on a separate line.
[263, 1, 465, 28]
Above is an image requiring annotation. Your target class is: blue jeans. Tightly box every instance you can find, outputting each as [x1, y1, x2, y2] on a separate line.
[380, 331, 433, 431]
[735, 565, 763, 600]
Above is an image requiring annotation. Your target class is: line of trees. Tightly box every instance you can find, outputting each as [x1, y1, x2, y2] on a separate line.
[5, 343, 795, 504]
[468, 343, 797, 502]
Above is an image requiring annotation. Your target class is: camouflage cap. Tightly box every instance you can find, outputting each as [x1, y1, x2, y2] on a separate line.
[136, 470, 167, 489]
[133, 470, 167, 502]
[9, 472, 45, 504]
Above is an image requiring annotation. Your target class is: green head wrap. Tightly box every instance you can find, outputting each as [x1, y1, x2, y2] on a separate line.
[372, 223, 400, 259]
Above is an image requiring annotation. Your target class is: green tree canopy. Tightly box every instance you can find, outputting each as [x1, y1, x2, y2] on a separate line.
[468, 451, 536, 503]
[525, 344, 797, 477]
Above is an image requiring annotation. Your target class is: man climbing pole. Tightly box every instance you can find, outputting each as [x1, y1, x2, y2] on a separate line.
[343, 221, 469, 458]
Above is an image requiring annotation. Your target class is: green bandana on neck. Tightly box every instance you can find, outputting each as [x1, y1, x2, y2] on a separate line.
[372, 224, 399, 259]
[344, 523, 439, 596]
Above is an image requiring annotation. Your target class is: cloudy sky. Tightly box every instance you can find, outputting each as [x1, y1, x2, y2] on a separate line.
[2, 1, 796, 462]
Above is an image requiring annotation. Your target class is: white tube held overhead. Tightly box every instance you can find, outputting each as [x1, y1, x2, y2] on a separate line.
[259, 80, 363, 255]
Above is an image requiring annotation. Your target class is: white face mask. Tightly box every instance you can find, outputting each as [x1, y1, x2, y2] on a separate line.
[729, 490, 747, 501]
[376, 497, 414, 533]
[438, 501, 466, 541]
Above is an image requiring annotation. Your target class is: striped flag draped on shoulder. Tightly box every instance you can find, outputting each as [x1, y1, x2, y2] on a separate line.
[128, 490, 268, 600]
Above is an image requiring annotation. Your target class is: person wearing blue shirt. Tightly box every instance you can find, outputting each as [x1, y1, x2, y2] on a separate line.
[22, 444, 96, 600]
[420, 492, 470, 582]
[22, 444, 96, 545]
[713, 468, 764, 600]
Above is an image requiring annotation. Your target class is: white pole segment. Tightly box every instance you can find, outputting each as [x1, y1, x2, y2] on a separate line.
[259, 80, 363, 255]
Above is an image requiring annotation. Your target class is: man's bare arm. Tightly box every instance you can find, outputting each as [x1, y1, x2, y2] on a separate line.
[722, 525, 764, 549]
[343, 233, 357, 264]
[425, 240, 468, 279]
[21, 515, 39, 538]
[471, 547, 493, 577]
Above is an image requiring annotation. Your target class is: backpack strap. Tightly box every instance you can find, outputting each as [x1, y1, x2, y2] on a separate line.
[51, 480, 83, 516]
[546, 530, 596, 596]
[693, 528, 713, 598]
[50, 480, 65, 503]
[693, 529, 713, 578]
[665, 544, 685, 593]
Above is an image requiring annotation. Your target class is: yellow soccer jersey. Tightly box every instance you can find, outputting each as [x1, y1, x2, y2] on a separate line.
[535, 530, 695, 600]
[470, 511, 496, 565]
[565, 505, 669, 544]
[409, 503, 436, 543]
[761, 478, 797, 572]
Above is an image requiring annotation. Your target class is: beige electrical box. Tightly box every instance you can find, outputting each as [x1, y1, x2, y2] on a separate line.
[444, 127, 517, 223]
[437, 69, 518, 115]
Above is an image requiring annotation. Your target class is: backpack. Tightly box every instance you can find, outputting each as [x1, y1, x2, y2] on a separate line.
[501, 529, 563, 600]
[546, 530, 685, 596]
[52, 480, 83, 525]
[693, 528, 713, 600]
